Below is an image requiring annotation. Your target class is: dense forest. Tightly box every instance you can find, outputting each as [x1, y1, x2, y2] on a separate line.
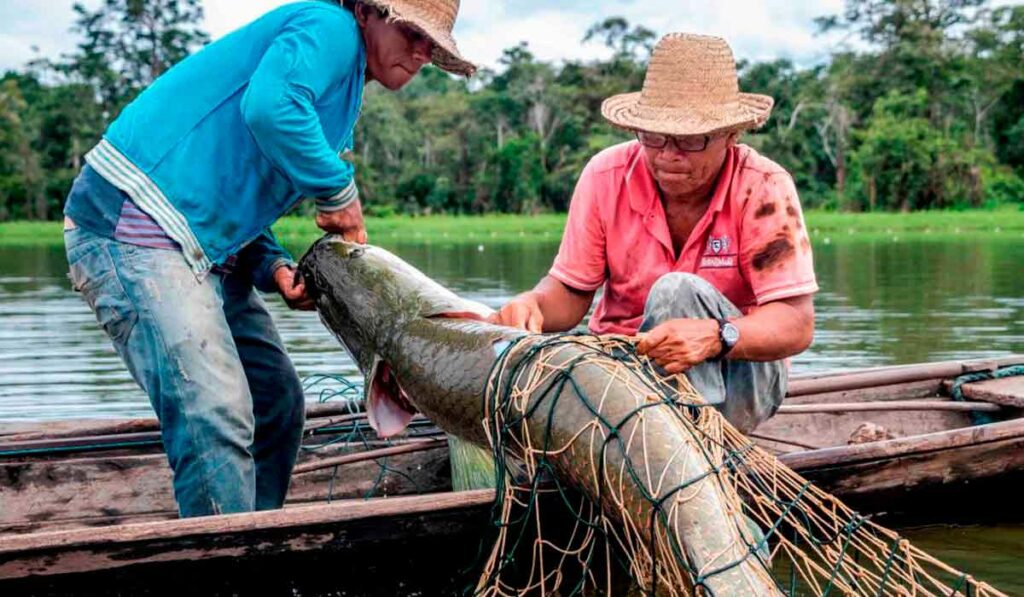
[0, 0, 1021, 221]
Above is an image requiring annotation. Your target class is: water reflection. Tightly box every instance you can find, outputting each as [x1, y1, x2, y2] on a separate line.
[0, 235, 1020, 421]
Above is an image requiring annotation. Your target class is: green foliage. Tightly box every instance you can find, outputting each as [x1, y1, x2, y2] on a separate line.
[849, 90, 982, 210]
[5, 209, 1024, 248]
[57, 0, 209, 114]
[983, 166, 1024, 206]
[0, 0, 1022, 222]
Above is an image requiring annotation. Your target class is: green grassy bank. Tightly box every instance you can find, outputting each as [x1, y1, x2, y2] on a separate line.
[2, 208, 1023, 247]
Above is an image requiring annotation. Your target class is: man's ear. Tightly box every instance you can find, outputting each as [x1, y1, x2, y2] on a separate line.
[353, 2, 371, 27]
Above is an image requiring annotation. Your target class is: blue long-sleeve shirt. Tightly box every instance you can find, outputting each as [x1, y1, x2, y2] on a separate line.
[68, 1, 366, 277]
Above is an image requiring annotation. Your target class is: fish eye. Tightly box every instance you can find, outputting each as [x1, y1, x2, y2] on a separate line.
[349, 247, 365, 259]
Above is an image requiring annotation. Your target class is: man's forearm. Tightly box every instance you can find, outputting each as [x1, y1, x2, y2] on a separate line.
[239, 229, 295, 293]
[531, 276, 595, 332]
[729, 295, 814, 361]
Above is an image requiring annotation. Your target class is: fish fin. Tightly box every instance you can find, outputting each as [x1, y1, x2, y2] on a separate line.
[365, 360, 417, 438]
[431, 311, 489, 321]
[417, 291, 494, 320]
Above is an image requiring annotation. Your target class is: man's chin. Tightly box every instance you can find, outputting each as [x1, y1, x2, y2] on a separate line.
[377, 71, 414, 90]
[657, 179, 697, 194]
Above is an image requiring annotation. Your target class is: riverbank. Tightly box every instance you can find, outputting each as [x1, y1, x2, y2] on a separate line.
[1, 208, 1022, 247]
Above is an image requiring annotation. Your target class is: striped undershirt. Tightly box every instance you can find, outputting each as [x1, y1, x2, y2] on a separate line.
[114, 199, 237, 270]
[114, 199, 180, 250]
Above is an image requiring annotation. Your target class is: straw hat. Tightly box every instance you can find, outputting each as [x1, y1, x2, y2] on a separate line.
[601, 33, 774, 137]
[359, 0, 476, 77]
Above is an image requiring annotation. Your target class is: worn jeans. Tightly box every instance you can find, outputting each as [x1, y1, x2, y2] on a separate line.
[639, 273, 786, 433]
[64, 226, 305, 517]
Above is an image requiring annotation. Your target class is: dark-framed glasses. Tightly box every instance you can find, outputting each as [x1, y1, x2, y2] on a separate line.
[636, 131, 711, 152]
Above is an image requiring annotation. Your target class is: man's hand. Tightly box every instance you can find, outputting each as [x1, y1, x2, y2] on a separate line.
[274, 265, 315, 311]
[487, 293, 544, 333]
[316, 198, 368, 244]
[635, 318, 722, 374]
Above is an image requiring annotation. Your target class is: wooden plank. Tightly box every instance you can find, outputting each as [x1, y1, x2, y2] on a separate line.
[0, 431, 163, 454]
[0, 490, 496, 580]
[0, 413, 435, 455]
[776, 399, 1001, 414]
[799, 433, 1024, 500]
[292, 437, 446, 475]
[0, 441, 452, 534]
[0, 419, 160, 442]
[779, 417, 1024, 470]
[786, 355, 1024, 384]
[0, 403, 361, 443]
[782, 379, 942, 406]
[754, 407, 968, 452]
[957, 377, 1024, 408]
[786, 355, 1024, 396]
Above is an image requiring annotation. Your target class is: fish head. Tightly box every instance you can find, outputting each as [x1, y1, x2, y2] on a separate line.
[299, 234, 496, 436]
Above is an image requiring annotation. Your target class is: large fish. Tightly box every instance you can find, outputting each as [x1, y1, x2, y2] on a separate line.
[298, 235, 778, 595]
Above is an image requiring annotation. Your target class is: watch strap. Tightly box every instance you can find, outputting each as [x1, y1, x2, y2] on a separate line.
[714, 318, 736, 361]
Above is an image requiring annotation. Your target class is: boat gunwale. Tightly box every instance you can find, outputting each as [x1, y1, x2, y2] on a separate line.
[0, 489, 496, 556]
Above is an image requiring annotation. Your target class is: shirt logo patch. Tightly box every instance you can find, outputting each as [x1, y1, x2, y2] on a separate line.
[707, 235, 731, 254]
[700, 235, 737, 269]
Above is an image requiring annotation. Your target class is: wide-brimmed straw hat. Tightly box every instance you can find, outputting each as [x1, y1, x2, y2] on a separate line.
[601, 33, 774, 137]
[359, 0, 476, 77]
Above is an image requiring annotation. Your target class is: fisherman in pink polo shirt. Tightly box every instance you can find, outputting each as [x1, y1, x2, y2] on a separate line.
[490, 33, 817, 433]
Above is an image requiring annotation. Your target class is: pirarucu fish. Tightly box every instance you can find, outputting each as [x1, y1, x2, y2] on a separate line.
[299, 235, 778, 595]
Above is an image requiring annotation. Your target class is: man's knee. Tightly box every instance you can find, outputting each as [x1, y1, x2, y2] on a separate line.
[643, 273, 725, 325]
[648, 272, 718, 305]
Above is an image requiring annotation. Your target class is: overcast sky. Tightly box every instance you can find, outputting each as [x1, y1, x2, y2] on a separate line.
[0, 0, 853, 75]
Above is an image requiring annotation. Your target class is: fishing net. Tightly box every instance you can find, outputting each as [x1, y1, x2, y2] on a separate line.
[475, 334, 1005, 596]
[296, 374, 448, 500]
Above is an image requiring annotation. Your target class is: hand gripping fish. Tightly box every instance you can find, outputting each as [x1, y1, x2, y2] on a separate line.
[298, 236, 779, 596]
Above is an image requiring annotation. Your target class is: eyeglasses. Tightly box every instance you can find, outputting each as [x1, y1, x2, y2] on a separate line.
[400, 23, 435, 55]
[636, 132, 711, 152]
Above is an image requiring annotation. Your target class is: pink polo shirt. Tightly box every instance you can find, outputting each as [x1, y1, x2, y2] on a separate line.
[550, 141, 818, 335]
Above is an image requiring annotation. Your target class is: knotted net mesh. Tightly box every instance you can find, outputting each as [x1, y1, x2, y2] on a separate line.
[475, 334, 1004, 596]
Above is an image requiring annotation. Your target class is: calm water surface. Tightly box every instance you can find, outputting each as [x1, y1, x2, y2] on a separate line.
[1, 235, 1020, 421]
[1, 234, 1022, 592]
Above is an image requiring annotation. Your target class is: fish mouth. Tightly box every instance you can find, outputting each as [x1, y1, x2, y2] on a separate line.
[362, 312, 502, 438]
[365, 357, 417, 437]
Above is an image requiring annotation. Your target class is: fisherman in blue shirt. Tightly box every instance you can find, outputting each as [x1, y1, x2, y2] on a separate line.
[62, 0, 475, 518]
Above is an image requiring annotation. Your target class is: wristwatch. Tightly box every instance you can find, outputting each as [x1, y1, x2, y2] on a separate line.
[715, 318, 740, 361]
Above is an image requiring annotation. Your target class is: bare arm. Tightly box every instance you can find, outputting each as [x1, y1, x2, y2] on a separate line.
[637, 294, 814, 374]
[489, 275, 595, 333]
[730, 294, 814, 360]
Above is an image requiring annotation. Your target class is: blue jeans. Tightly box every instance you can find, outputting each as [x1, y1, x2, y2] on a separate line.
[639, 273, 787, 434]
[64, 227, 305, 517]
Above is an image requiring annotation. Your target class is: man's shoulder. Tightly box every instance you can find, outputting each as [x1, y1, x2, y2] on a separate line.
[735, 144, 792, 181]
[261, 1, 356, 30]
[730, 145, 796, 207]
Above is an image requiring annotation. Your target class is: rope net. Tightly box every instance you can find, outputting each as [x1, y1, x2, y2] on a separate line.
[476, 334, 1005, 596]
[297, 374, 446, 499]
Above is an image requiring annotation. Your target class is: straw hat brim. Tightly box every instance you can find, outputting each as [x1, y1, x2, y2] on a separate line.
[601, 91, 774, 137]
[361, 0, 477, 77]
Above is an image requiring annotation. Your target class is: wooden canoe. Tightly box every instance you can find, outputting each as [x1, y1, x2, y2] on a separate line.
[1, 355, 1022, 589]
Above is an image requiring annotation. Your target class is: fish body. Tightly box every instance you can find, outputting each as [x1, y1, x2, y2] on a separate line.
[299, 236, 778, 595]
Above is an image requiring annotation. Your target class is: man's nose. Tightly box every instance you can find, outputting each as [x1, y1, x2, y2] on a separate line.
[411, 37, 433, 65]
[658, 144, 689, 161]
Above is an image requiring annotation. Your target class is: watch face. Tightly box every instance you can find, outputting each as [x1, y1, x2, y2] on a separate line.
[722, 323, 740, 345]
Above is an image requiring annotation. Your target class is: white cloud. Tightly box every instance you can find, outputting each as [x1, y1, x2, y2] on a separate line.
[0, 0, 87, 72]
[457, 8, 616, 69]
[1, 0, 852, 75]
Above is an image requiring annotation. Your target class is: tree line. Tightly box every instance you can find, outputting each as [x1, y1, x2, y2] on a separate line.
[0, 0, 1021, 221]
